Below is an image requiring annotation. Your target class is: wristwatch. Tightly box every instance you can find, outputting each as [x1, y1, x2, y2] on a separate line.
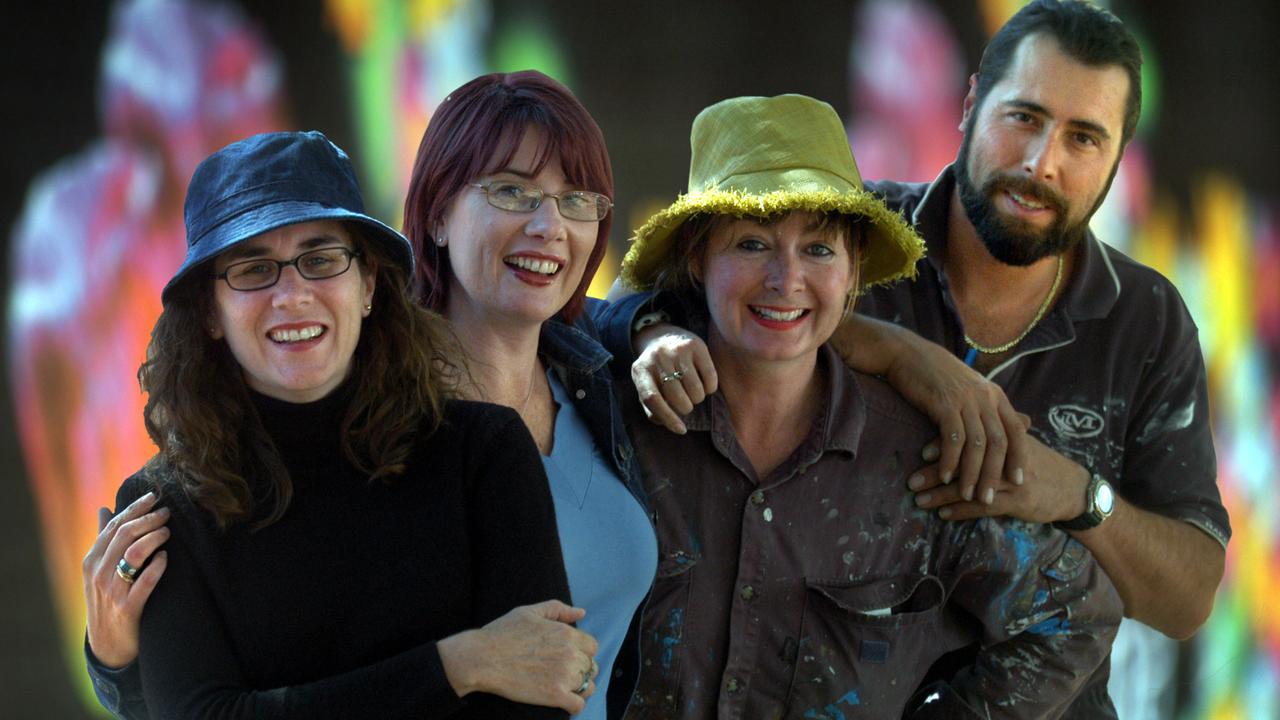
[1056, 473, 1115, 531]
[632, 309, 671, 335]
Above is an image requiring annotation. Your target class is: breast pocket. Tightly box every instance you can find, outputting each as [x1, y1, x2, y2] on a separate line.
[627, 547, 697, 717]
[785, 574, 946, 718]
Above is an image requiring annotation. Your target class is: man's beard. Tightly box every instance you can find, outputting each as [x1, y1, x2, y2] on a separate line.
[954, 133, 1092, 267]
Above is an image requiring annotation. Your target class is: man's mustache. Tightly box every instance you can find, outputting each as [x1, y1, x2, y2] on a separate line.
[987, 174, 1067, 217]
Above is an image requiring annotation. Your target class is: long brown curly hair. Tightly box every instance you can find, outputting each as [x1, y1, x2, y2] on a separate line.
[139, 226, 458, 530]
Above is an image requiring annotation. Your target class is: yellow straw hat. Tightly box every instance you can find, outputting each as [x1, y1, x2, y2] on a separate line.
[621, 94, 923, 290]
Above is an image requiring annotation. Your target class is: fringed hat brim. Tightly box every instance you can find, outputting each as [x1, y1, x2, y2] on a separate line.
[621, 187, 924, 291]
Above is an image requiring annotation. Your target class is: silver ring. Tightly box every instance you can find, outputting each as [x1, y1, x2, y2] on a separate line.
[949, 431, 961, 442]
[574, 671, 590, 695]
[116, 558, 140, 584]
[973, 438, 984, 448]
[659, 369, 686, 384]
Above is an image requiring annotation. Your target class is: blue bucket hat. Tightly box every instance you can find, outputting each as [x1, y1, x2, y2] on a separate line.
[164, 130, 414, 303]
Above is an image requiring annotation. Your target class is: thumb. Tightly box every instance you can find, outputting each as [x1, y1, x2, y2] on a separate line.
[529, 599, 587, 624]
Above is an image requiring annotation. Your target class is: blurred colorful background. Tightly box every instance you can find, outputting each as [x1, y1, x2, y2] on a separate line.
[1, 1, 1275, 717]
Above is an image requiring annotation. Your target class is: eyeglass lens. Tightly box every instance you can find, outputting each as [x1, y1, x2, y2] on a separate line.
[480, 182, 610, 221]
[221, 247, 355, 290]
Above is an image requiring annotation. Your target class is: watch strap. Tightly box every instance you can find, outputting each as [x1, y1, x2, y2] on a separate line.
[1055, 474, 1112, 531]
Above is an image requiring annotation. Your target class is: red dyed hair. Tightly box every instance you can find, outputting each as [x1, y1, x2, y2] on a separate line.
[403, 70, 614, 322]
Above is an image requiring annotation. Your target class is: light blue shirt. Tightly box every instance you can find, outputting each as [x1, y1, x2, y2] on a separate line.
[543, 370, 657, 720]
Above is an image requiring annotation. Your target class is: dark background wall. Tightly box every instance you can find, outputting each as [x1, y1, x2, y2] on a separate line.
[2, 1, 1275, 716]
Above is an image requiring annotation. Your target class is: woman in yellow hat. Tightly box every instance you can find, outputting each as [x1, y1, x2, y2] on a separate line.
[617, 94, 1121, 719]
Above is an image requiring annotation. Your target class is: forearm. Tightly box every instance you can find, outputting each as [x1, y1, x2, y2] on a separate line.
[828, 312, 908, 376]
[1073, 495, 1225, 638]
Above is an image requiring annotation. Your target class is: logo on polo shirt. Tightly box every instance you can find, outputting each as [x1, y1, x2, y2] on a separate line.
[1048, 404, 1105, 439]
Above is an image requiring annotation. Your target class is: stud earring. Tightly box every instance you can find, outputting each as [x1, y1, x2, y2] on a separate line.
[435, 234, 447, 247]
[364, 304, 372, 312]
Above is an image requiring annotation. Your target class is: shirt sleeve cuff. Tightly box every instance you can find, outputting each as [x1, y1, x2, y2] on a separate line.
[84, 636, 143, 716]
[592, 291, 690, 364]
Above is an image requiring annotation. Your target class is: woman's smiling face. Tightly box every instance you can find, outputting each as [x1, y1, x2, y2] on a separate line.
[209, 220, 374, 403]
[699, 211, 858, 370]
[437, 127, 600, 330]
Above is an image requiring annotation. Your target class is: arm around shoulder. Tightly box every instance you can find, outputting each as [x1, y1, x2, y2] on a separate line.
[1072, 495, 1224, 639]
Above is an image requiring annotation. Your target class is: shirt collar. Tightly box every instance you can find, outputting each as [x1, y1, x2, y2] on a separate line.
[683, 345, 865, 464]
[539, 316, 612, 374]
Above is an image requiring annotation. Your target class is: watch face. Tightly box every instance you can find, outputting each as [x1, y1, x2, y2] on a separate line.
[1096, 481, 1115, 514]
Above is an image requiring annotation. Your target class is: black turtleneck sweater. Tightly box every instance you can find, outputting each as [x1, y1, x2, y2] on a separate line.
[116, 390, 569, 719]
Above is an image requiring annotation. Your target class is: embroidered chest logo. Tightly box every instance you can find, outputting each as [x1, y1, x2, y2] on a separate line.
[1048, 404, 1105, 439]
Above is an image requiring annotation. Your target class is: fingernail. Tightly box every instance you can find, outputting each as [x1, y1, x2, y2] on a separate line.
[142, 491, 156, 502]
[156, 507, 171, 518]
[983, 488, 995, 505]
[962, 486, 974, 501]
[908, 474, 925, 490]
[938, 507, 952, 519]
[1014, 468, 1024, 486]
[675, 423, 687, 435]
[940, 471, 952, 485]
[915, 492, 931, 507]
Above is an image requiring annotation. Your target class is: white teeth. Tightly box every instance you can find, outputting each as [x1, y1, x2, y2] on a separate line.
[270, 326, 324, 343]
[506, 256, 562, 275]
[752, 306, 805, 321]
[1009, 191, 1046, 209]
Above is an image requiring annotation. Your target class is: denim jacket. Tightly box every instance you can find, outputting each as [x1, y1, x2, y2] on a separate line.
[556, 297, 657, 719]
[85, 638, 147, 720]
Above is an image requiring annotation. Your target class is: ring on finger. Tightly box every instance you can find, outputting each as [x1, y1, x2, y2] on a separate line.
[575, 669, 591, 695]
[973, 438, 984, 448]
[116, 558, 140, 584]
[949, 431, 961, 442]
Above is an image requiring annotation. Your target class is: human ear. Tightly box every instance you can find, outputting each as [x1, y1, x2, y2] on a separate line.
[361, 264, 377, 316]
[960, 73, 979, 131]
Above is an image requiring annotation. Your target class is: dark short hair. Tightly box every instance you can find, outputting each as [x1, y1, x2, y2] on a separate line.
[403, 70, 614, 322]
[975, 0, 1143, 146]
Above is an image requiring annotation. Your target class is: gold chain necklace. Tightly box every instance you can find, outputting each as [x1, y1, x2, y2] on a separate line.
[963, 255, 1063, 354]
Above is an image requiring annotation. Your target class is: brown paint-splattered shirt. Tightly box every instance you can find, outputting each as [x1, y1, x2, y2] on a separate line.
[624, 347, 1122, 720]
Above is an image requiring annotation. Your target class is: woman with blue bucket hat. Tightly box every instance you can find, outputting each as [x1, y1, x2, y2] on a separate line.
[83, 130, 595, 718]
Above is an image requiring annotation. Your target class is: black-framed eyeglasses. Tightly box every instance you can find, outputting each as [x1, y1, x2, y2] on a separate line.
[471, 181, 612, 222]
[215, 246, 362, 291]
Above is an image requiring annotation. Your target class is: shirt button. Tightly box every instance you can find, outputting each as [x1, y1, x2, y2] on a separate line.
[575, 388, 586, 399]
[740, 585, 756, 601]
[750, 490, 765, 506]
[725, 676, 741, 694]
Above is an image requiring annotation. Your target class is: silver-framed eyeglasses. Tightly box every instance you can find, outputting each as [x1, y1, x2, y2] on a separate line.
[215, 246, 362, 291]
[471, 181, 612, 222]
